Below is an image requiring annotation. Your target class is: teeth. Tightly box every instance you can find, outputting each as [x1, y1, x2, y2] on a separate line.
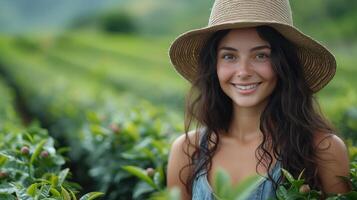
[234, 83, 258, 90]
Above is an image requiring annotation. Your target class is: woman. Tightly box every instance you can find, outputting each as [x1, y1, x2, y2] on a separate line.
[166, 0, 350, 199]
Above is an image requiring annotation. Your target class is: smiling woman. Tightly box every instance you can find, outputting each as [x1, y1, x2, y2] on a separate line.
[166, 0, 350, 200]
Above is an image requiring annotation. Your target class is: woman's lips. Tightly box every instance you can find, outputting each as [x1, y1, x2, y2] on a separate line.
[232, 82, 261, 94]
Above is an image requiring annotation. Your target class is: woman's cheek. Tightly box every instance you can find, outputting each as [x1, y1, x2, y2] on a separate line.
[217, 64, 234, 82]
[256, 63, 275, 79]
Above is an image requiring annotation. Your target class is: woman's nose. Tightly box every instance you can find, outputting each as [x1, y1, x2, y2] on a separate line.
[235, 58, 253, 78]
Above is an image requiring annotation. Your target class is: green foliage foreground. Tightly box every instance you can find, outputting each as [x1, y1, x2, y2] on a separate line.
[0, 79, 103, 200]
[0, 124, 104, 200]
[0, 35, 182, 199]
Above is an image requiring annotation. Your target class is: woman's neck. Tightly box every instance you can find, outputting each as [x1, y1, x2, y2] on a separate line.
[227, 103, 266, 143]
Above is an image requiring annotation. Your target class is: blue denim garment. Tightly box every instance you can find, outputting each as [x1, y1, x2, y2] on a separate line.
[191, 130, 281, 200]
[191, 161, 281, 200]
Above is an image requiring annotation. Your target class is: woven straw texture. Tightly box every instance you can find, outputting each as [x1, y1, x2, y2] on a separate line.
[169, 0, 336, 92]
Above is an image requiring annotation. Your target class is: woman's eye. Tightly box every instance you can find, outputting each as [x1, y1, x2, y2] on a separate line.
[222, 54, 235, 61]
[255, 53, 270, 61]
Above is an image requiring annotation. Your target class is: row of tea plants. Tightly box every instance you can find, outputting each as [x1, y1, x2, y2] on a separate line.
[0, 35, 182, 199]
[0, 78, 103, 199]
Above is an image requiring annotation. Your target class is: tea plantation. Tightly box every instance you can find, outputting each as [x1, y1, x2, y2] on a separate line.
[0, 31, 356, 199]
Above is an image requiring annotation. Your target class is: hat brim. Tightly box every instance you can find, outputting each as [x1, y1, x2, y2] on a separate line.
[169, 21, 336, 92]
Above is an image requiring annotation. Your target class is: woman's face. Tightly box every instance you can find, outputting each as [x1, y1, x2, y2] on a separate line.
[216, 28, 277, 109]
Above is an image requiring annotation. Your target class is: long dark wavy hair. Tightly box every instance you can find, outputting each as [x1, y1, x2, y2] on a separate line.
[180, 25, 335, 196]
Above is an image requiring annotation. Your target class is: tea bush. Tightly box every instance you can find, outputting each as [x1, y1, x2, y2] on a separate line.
[99, 11, 136, 34]
[37, 32, 187, 110]
[79, 103, 181, 199]
[274, 164, 357, 200]
[0, 36, 182, 199]
[0, 78, 103, 200]
[0, 123, 104, 200]
[0, 79, 19, 125]
[339, 107, 357, 145]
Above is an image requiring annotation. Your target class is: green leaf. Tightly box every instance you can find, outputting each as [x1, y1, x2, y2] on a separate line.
[15, 186, 32, 200]
[123, 122, 140, 141]
[297, 168, 305, 180]
[40, 198, 58, 200]
[0, 194, 17, 200]
[30, 139, 47, 164]
[153, 166, 165, 189]
[24, 132, 34, 143]
[281, 168, 295, 184]
[69, 190, 78, 200]
[122, 166, 157, 189]
[276, 186, 288, 200]
[168, 187, 181, 200]
[232, 175, 264, 200]
[0, 151, 23, 163]
[58, 168, 70, 187]
[49, 187, 61, 197]
[57, 147, 70, 155]
[2, 159, 29, 177]
[0, 154, 8, 166]
[149, 187, 181, 200]
[50, 175, 58, 188]
[133, 181, 155, 199]
[153, 172, 162, 189]
[79, 192, 104, 200]
[0, 183, 16, 194]
[294, 180, 305, 189]
[26, 183, 38, 197]
[213, 168, 233, 199]
[61, 187, 71, 200]
[343, 191, 357, 199]
[38, 184, 51, 198]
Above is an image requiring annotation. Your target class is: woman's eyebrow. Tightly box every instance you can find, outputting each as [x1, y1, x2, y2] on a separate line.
[218, 46, 237, 51]
[218, 45, 271, 52]
[250, 45, 271, 51]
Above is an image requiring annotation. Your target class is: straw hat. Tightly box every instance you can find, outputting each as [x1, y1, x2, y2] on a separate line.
[169, 0, 336, 92]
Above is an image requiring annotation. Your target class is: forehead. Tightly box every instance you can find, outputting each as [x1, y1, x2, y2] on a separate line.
[218, 27, 269, 48]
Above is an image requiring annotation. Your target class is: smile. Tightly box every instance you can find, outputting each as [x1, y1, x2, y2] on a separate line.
[232, 83, 261, 94]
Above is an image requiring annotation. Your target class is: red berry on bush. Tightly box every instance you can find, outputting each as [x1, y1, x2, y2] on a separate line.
[40, 150, 49, 158]
[21, 146, 30, 155]
[0, 171, 8, 179]
[110, 123, 120, 134]
[299, 184, 310, 193]
[146, 168, 155, 177]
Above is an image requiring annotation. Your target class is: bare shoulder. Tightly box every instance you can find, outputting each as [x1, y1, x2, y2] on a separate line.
[166, 130, 201, 200]
[314, 132, 349, 159]
[168, 130, 201, 167]
[313, 132, 351, 194]
[171, 130, 201, 154]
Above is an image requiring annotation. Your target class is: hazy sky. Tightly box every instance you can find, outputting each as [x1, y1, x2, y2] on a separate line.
[0, 0, 120, 34]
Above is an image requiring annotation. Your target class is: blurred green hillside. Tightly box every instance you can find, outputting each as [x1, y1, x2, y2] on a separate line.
[1, 0, 356, 44]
